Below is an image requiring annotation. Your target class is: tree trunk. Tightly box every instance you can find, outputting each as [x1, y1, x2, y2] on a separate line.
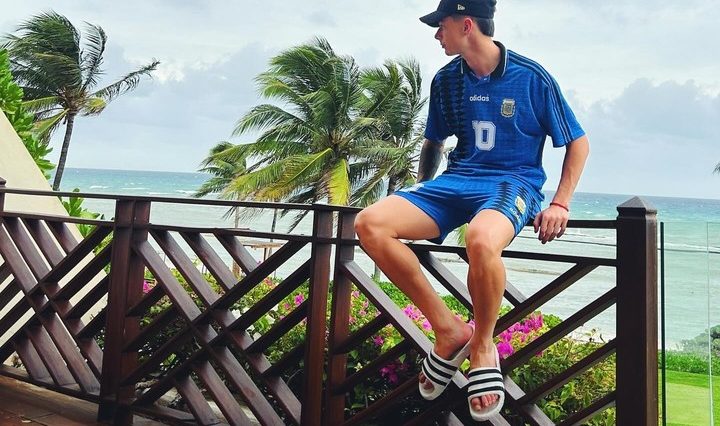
[52, 113, 76, 191]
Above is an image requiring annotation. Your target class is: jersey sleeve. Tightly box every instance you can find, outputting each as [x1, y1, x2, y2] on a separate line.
[423, 74, 452, 144]
[537, 74, 585, 148]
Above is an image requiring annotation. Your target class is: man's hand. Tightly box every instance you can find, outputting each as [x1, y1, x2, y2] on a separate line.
[533, 204, 569, 244]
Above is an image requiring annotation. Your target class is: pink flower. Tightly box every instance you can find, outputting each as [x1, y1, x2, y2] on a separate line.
[142, 280, 152, 294]
[372, 335, 384, 346]
[497, 341, 514, 359]
[402, 305, 421, 321]
[283, 302, 291, 311]
[352, 290, 360, 298]
[421, 320, 432, 331]
[294, 293, 305, 306]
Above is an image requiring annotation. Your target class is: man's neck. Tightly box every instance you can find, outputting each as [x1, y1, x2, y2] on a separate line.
[461, 37, 500, 77]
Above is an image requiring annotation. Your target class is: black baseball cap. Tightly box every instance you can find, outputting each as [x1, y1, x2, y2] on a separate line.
[419, 0, 497, 27]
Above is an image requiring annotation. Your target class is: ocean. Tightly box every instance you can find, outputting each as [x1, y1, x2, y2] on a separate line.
[53, 168, 720, 349]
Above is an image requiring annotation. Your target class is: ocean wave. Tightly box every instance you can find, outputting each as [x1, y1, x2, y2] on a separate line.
[148, 192, 170, 195]
[121, 187, 149, 191]
[89, 185, 109, 189]
[175, 190, 196, 195]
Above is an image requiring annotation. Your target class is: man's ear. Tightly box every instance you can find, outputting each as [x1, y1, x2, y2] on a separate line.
[463, 17, 473, 34]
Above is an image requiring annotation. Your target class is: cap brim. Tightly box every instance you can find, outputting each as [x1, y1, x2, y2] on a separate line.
[419, 10, 447, 27]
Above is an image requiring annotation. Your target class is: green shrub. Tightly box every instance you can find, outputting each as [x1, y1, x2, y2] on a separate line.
[137, 272, 616, 424]
[0, 49, 55, 178]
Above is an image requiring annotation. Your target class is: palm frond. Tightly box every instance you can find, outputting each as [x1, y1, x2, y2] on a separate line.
[79, 22, 107, 92]
[91, 59, 159, 102]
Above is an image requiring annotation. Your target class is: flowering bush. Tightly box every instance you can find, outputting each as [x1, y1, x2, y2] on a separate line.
[138, 269, 615, 424]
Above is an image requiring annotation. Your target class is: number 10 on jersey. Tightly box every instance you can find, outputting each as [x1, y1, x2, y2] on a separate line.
[472, 120, 496, 151]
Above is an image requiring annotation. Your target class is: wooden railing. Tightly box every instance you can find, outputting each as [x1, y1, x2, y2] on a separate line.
[0, 177, 658, 425]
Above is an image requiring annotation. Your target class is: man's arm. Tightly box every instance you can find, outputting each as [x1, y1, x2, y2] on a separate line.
[533, 135, 590, 243]
[417, 139, 444, 183]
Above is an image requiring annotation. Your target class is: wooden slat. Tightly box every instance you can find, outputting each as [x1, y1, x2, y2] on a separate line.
[214, 240, 307, 310]
[76, 309, 106, 339]
[64, 276, 109, 319]
[504, 377, 555, 426]
[127, 284, 165, 317]
[245, 300, 308, 355]
[335, 313, 388, 354]
[22, 219, 64, 266]
[229, 259, 310, 332]
[224, 331, 300, 425]
[194, 360, 253, 426]
[51, 243, 111, 302]
[40, 225, 111, 283]
[135, 240, 202, 321]
[42, 313, 100, 393]
[496, 264, 598, 333]
[181, 232, 237, 291]
[124, 306, 179, 352]
[25, 326, 75, 387]
[3, 217, 51, 279]
[214, 232, 259, 275]
[415, 249, 472, 310]
[557, 391, 616, 426]
[518, 339, 617, 405]
[262, 342, 305, 378]
[46, 221, 82, 252]
[174, 374, 221, 425]
[333, 340, 412, 395]
[504, 288, 617, 372]
[0, 278, 20, 307]
[150, 229, 220, 306]
[0, 223, 43, 293]
[13, 337, 51, 382]
[0, 263, 11, 283]
[342, 377, 417, 426]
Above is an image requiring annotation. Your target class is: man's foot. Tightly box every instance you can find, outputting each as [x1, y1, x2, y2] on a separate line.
[469, 345, 502, 411]
[419, 321, 474, 393]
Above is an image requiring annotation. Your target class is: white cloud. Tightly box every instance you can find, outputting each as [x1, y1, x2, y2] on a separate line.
[1, 0, 719, 198]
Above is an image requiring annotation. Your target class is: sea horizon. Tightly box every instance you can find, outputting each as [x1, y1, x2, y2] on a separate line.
[52, 166, 720, 204]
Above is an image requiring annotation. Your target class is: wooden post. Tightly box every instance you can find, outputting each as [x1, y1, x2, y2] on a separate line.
[0, 177, 6, 212]
[98, 200, 151, 424]
[616, 197, 658, 426]
[324, 211, 356, 425]
[301, 207, 333, 426]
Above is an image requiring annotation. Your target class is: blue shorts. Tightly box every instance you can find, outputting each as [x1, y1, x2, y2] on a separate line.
[394, 174, 542, 244]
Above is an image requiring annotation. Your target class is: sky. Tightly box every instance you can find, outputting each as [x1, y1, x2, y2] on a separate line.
[1, 0, 719, 199]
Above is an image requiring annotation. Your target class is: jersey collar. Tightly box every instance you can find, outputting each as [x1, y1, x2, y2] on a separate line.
[459, 41, 508, 79]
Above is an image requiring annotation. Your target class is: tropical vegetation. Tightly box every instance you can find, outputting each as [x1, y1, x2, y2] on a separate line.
[0, 48, 54, 178]
[199, 37, 426, 228]
[2, 11, 159, 190]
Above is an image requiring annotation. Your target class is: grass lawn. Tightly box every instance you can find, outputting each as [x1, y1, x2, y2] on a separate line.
[663, 370, 719, 425]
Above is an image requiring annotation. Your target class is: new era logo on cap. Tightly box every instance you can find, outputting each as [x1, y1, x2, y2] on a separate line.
[420, 0, 497, 27]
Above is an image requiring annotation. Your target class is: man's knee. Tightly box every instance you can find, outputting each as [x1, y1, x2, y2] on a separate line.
[465, 226, 503, 259]
[354, 209, 382, 242]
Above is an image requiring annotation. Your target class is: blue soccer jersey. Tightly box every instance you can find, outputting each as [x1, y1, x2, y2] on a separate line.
[424, 41, 585, 193]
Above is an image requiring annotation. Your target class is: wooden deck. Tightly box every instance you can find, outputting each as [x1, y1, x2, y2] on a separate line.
[0, 375, 164, 425]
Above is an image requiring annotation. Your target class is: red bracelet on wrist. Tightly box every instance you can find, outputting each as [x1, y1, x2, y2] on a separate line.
[550, 202, 569, 212]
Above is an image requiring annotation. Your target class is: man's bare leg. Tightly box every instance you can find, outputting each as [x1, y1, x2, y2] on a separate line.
[464, 209, 516, 411]
[355, 195, 473, 391]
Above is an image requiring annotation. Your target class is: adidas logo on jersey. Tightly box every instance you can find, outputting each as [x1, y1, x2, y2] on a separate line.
[469, 94, 490, 102]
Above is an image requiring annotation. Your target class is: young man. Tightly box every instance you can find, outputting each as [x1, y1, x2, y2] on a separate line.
[354, 0, 589, 421]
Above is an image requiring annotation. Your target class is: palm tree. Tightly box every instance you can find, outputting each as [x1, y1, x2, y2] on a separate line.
[217, 37, 383, 228]
[2, 11, 159, 190]
[353, 58, 427, 206]
[715, 163, 720, 174]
